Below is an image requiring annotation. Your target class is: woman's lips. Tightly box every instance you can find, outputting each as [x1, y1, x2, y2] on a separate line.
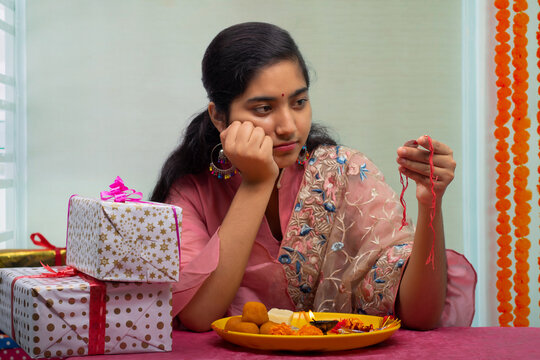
[273, 142, 297, 152]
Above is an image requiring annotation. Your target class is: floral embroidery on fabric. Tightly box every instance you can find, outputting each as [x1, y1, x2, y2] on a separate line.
[278, 145, 414, 315]
[278, 145, 350, 310]
[356, 243, 412, 316]
[359, 163, 369, 181]
[346, 162, 369, 180]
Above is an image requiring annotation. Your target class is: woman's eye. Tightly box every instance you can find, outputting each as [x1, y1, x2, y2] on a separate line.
[293, 98, 308, 109]
[254, 105, 272, 114]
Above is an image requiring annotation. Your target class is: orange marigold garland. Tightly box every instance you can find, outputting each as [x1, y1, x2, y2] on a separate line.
[510, 0, 532, 327]
[494, 0, 514, 327]
[536, 0, 540, 317]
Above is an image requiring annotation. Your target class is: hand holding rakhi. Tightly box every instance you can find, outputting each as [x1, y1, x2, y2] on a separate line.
[396, 135, 456, 207]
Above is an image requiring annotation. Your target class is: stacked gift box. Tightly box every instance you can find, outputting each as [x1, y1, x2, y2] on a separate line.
[0, 330, 43, 360]
[0, 233, 66, 268]
[0, 348, 37, 360]
[0, 178, 182, 358]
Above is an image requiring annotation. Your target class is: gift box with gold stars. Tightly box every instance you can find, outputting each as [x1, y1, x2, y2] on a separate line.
[65, 196, 182, 282]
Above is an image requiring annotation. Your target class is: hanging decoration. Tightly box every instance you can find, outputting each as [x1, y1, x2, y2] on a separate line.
[510, 0, 532, 327]
[494, 0, 515, 327]
[536, 0, 540, 321]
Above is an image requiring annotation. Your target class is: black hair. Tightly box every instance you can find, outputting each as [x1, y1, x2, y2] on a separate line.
[150, 22, 336, 202]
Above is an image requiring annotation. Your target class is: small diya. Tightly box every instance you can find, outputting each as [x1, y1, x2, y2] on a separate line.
[307, 310, 339, 334]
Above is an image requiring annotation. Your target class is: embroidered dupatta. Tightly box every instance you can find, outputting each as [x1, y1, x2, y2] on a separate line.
[277, 145, 414, 316]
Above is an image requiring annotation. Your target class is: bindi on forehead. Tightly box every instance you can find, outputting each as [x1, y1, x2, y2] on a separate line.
[282, 93, 285, 97]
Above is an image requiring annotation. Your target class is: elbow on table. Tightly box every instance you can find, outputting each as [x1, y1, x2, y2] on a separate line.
[396, 287, 446, 331]
[178, 312, 215, 332]
[401, 317, 440, 331]
[399, 308, 443, 331]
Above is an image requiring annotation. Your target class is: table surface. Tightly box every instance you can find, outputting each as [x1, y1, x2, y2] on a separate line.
[67, 326, 540, 360]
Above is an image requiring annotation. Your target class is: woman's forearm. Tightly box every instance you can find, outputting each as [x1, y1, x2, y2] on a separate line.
[179, 179, 275, 331]
[396, 202, 447, 330]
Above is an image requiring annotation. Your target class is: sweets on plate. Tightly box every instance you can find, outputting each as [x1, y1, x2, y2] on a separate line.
[230, 321, 260, 334]
[295, 324, 324, 336]
[267, 308, 293, 325]
[223, 302, 271, 335]
[266, 323, 297, 335]
[225, 317, 260, 334]
[224, 317, 242, 331]
[224, 303, 327, 336]
[259, 321, 280, 335]
[222, 302, 398, 336]
[241, 301, 269, 326]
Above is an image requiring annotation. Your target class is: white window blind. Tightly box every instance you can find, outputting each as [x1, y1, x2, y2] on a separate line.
[0, 0, 25, 250]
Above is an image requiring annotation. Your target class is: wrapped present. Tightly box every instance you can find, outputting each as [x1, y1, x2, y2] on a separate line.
[0, 332, 19, 349]
[0, 233, 65, 268]
[66, 177, 182, 282]
[0, 347, 56, 360]
[0, 266, 172, 358]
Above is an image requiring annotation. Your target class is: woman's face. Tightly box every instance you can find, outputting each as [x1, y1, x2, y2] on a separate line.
[227, 60, 312, 169]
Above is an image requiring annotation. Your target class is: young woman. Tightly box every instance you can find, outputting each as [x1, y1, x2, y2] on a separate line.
[151, 22, 476, 332]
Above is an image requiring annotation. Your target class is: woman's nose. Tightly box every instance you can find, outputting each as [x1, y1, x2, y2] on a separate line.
[275, 107, 296, 136]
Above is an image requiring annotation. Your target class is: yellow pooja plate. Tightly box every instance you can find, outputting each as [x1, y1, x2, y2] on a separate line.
[211, 312, 400, 352]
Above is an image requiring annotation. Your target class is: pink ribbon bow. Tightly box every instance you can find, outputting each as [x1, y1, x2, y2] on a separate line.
[100, 176, 143, 202]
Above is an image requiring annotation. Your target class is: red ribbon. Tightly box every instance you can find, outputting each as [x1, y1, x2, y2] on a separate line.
[78, 272, 107, 354]
[10, 265, 106, 355]
[30, 232, 65, 266]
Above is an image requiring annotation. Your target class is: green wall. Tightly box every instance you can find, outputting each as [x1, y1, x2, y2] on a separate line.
[26, 0, 463, 252]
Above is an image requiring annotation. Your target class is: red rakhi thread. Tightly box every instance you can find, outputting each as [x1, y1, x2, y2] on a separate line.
[398, 136, 437, 268]
[425, 137, 437, 268]
[398, 172, 409, 230]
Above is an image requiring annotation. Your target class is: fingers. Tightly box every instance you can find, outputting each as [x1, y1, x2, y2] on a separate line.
[260, 135, 273, 154]
[397, 151, 456, 176]
[220, 121, 275, 171]
[235, 123, 266, 149]
[415, 135, 453, 156]
[219, 121, 278, 184]
[398, 136, 454, 163]
[221, 122, 268, 152]
[396, 155, 455, 183]
[403, 139, 419, 148]
[398, 162, 454, 185]
[396, 136, 456, 184]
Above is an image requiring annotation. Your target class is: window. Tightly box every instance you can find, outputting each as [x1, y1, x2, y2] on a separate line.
[0, 0, 25, 249]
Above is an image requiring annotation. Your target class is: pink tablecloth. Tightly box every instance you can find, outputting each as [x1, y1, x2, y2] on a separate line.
[69, 327, 540, 359]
